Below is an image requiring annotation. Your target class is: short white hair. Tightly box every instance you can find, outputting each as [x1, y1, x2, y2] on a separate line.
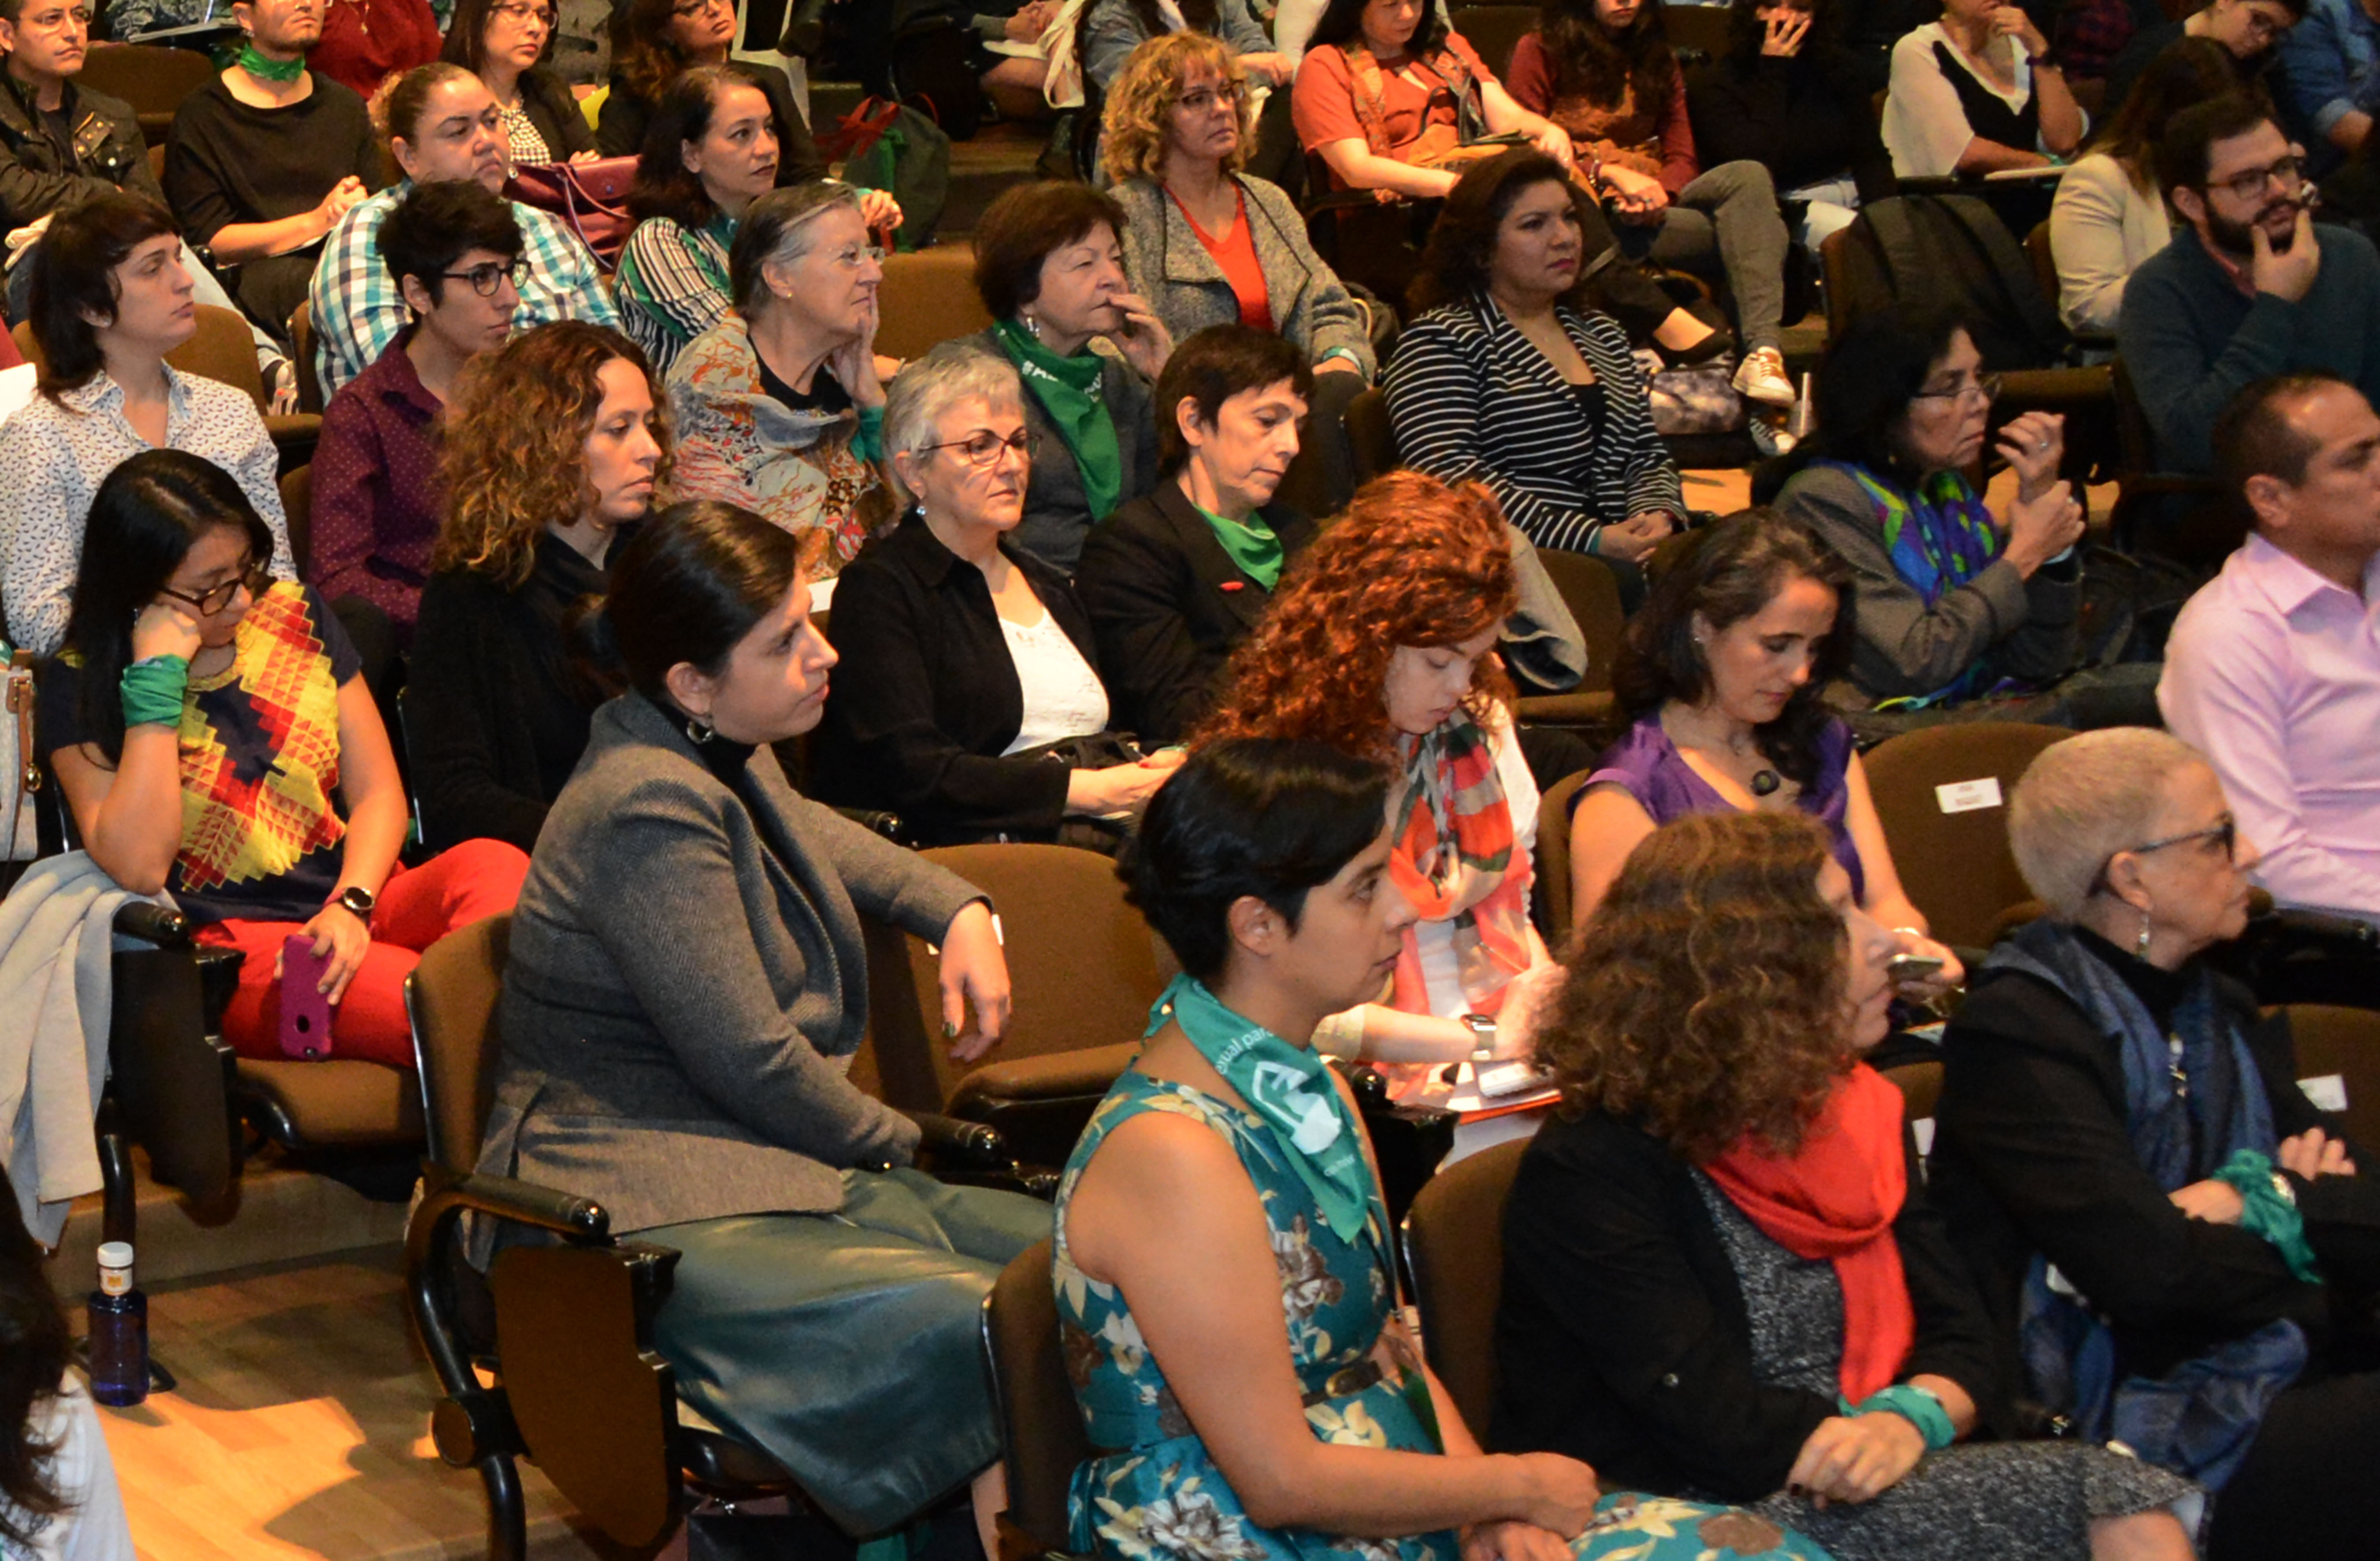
[2008, 727, 2212, 919]
[881, 341, 1025, 508]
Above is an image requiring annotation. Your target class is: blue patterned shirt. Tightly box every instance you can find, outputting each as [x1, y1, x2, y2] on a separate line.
[307, 179, 620, 397]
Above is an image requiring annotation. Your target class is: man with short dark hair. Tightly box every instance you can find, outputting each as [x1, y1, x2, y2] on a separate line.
[308, 178, 523, 643]
[2117, 96, 2380, 471]
[2160, 370, 2380, 920]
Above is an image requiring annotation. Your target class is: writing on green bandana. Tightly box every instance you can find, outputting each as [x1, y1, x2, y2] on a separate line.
[992, 318, 1123, 519]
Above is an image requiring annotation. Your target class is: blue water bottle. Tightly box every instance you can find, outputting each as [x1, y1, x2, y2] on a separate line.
[86, 1241, 149, 1407]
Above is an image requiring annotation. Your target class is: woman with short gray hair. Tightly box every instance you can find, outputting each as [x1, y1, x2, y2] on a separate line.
[665, 181, 893, 574]
[810, 341, 1179, 847]
[1933, 727, 2380, 1554]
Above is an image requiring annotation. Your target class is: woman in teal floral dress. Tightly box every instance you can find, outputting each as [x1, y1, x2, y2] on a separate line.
[1054, 737, 1830, 1561]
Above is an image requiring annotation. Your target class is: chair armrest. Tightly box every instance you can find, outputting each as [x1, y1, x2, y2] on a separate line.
[832, 805, 913, 844]
[112, 901, 190, 946]
[906, 1111, 1013, 1172]
[2260, 907, 2380, 953]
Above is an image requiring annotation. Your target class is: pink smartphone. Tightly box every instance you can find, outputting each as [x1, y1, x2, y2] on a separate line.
[278, 933, 337, 1060]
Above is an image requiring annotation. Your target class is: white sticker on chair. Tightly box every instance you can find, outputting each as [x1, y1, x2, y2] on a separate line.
[1935, 777, 2004, 814]
[2301, 1074, 2350, 1112]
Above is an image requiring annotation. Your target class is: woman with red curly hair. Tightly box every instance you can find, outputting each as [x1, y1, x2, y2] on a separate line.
[1498, 809, 2198, 1561]
[1196, 468, 1558, 1089]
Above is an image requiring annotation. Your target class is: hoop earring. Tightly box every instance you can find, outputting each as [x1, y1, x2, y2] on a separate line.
[2135, 909, 2155, 960]
[685, 712, 716, 746]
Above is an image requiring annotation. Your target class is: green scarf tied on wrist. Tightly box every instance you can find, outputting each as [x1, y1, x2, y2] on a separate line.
[1147, 973, 1374, 1243]
[1192, 499, 1282, 590]
[992, 318, 1122, 521]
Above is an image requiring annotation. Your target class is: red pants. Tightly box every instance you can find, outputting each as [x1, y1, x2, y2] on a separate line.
[197, 838, 530, 1069]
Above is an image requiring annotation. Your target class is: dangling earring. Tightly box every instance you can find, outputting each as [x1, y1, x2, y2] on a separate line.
[1019, 312, 1043, 340]
[685, 712, 716, 746]
[2135, 908, 2155, 960]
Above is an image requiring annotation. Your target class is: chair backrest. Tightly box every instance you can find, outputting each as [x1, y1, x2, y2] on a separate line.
[405, 913, 515, 1173]
[1877, 1057, 1943, 1127]
[1532, 768, 1588, 945]
[278, 463, 313, 578]
[1862, 722, 2072, 950]
[1345, 386, 1399, 485]
[290, 300, 325, 414]
[1402, 1137, 1528, 1441]
[1663, 1, 1734, 63]
[1449, 3, 1537, 77]
[982, 1237, 1088, 1556]
[2023, 222, 2060, 319]
[865, 843, 1167, 1112]
[873, 244, 994, 361]
[75, 43, 213, 141]
[1534, 549, 1624, 694]
[2279, 1004, 2380, 1151]
[12, 303, 266, 412]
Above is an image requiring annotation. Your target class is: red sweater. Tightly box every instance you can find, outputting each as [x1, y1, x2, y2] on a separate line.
[1506, 30, 1699, 194]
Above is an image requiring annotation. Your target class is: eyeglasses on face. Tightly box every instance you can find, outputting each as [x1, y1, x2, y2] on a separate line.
[443, 259, 531, 297]
[1176, 82, 1249, 113]
[919, 427, 1039, 467]
[157, 561, 269, 617]
[824, 242, 887, 270]
[2090, 815, 2239, 895]
[2211, 154, 2302, 204]
[490, 1, 556, 25]
[1910, 371, 2003, 407]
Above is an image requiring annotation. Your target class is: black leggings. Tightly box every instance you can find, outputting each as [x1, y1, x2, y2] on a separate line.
[2207, 1368, 2380, 1560]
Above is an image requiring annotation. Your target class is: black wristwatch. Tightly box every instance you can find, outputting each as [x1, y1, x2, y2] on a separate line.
[332, 885, 376, 919]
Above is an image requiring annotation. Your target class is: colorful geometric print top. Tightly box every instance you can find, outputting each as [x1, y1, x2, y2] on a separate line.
[41, 582, 361, 925]
[1051, 1069, 1834, 1561]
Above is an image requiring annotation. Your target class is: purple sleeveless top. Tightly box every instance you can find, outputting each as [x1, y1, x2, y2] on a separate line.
[1579, 713, 1866, 901]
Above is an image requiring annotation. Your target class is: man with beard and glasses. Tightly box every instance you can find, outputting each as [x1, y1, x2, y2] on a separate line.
[2119, 94, 2380, 472]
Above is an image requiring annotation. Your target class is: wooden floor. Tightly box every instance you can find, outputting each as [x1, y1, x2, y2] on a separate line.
[91, 1246, 636, 1561]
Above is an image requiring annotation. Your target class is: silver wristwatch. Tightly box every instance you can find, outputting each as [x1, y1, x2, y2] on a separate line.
[1459, 1012, 1499, 1063]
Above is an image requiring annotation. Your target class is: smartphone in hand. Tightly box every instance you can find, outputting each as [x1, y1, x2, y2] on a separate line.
[279, 933, 337, 1060]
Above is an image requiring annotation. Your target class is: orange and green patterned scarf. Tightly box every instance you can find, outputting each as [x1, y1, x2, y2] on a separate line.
[1387, 712, 1533, 1016]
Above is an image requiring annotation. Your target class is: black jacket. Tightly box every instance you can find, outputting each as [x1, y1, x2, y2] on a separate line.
[1932, 947, 2380, 1392]
[0, 73, 161, 230]
[810, 512, 1108, 843]
[1495, 1107, 2001, 1502]
[1686, 47, 1896, 205]
[1075, 478, 1313, 746]
[516, 66, 598, 161]
[595, 60, 823, 181]
[406, 530, 615, 855]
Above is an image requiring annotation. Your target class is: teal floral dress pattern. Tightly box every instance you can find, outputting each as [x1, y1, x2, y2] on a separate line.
[1053, 1073, 1834, 1561]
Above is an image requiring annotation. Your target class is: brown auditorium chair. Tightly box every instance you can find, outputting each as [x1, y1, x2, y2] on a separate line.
[12, 304, 322, 471]
[1662, 1, 1734, 62]
[1513, 548, 1624, 745]
[874, 245, 995, 361]
[2276, 1004, 2380, 1151]
[1448, 3, 1537, 76]
[2109, 355, 2235, 564]
[1861, 721, 2072, 953]
[864, 842, 1163, 1168]
[278, 463, 312, 578]
[1400, 1137, 1529, 1440]
[1877, 1056, 1943, 1126]
[289, 300, 326, 414]
[1346, 385, 1399, 483]
[1532, 768, 1588, 944]
[404, 913, 1021, 1561]
[982, 1237, 1091, 1561]
[76, 42, 213, 146]
[2024, 222, 2061, 326]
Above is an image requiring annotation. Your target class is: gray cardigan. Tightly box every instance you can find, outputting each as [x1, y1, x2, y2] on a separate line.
[967, 325, 1161, 574]
[1111, 174, 1376, 381]
[473, 692, 985, 1245]
[1774, 463, 2079, 702]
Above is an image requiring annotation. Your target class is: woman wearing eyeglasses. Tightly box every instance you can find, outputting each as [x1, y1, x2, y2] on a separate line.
[666, 182, 896, 574]
[1933, 727, 2380, 1557]
[407, 321, 669, 853]
[811, 341, 1179, 847]
[440, 0, 595, 166]
[1763, 304, 2093, 731]
[37, 449, 529, 1071]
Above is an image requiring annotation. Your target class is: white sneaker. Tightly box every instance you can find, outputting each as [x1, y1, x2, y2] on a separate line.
[1747, 416, 1797, 458]
[1731, 345, 1796, 408]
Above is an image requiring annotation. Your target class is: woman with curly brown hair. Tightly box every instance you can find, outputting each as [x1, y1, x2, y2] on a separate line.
[1196, 468, 1559, 1088]
[405, 321, 669, 853]
[1498, 808, 2201, 1561]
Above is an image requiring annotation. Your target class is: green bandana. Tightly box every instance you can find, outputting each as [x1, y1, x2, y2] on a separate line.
[993, 318, 1123, 520]
[1147, 973, 1374, 1243]
[1192, 499, 1282, 590]
[237, 42, 306, 82]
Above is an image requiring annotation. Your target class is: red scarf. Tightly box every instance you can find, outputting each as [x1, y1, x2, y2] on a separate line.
[1703, 1064, 1912, 1402]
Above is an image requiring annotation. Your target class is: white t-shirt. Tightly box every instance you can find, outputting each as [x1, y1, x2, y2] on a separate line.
[3, 1378, 134, 1561]
[997, 610, 1112, 755]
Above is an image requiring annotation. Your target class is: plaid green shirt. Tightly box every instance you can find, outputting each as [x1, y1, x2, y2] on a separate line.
[308, 180, 620, 397]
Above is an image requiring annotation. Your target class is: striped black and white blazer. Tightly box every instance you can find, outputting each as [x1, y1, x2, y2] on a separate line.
[1384, 291, 1684, 556]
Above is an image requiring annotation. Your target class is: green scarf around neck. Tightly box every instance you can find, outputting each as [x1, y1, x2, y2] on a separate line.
[1191, 496, 1282, 590]
[1147, 974, 1374, 1243]
[993, 318, 1122, 520]
[237, 41, 306, 82]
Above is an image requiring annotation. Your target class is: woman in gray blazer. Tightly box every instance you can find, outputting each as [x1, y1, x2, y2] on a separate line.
[1105, 32, 1374, 512]
[473, 501, 1048, 1543]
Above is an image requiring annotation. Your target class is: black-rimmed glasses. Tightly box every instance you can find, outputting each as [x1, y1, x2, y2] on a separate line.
[2090, 815, 2239, 894]
[157, 562, 269, 617]
[443, 259, 531, 297]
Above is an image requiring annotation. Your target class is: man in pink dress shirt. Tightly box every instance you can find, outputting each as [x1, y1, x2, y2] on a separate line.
[2161, 370, 2380, 926]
